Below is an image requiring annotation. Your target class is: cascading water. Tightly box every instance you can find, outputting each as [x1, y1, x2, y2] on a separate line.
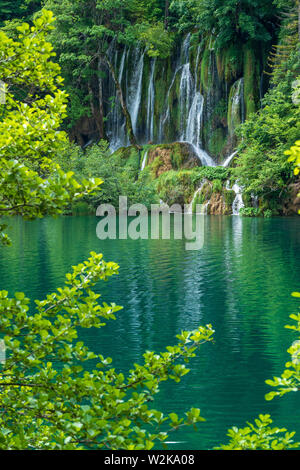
[228, 78, 244, 135]
[232, 183, 245, 216]
[179, 63, 193, 140]
[141, 150, 148, 171]
[177, 35, 215, 166]
[108, 47, 127, 152]
[146, 59, 156, 143]
[127, 47, 145, 137]
[187, 180, 210, 214]
[185, 92, 203, 146]
[222, 150, 238, 168]
[105, 36, 215, 165]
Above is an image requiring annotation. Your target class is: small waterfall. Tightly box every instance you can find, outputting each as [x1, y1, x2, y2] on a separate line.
[108, 47, 127, 152]
[179, 63, 193, 139]
[127, 47, 145, 136]
[228, 78, 244, 135]
[190, 144, 216, 167]
[141, 149, 148, 171]
[186, 92, 204, 148]
[232, 183, 245, 216]
[222, 150, 238, 168]
[178, 35, 214, 167]
[146, 59, 156, 142]
[187, 180, 209, 214]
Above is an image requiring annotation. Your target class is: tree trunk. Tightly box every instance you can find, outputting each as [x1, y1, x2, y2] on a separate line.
[103, 54, 138, 147]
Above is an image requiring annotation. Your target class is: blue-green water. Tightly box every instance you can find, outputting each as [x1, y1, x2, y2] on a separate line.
[0, 215, 300, 450]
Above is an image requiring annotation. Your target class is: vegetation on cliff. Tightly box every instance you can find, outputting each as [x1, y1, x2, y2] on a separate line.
[0, 3, 300, 451]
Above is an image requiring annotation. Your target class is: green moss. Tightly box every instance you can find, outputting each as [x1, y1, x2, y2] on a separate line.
[154, 166, 231, 207]
[243, 45, 260, 120]
[207, 128, 227, 158]
[212, 179, 223, 193]
[227, 79, 244, 136]
[200, 48, 211, 93]
[170, 143, 189, 169]
[153, 59, 170, 139]
[216, 50, 225, 81]
[155, 169, 195, 205]
[224, 189, 235, 206]
[224, 45, 243, 83]
[139, 55, 150, 130]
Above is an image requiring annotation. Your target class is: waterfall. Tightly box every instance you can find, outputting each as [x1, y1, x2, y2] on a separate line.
[232, 183, 245, 216]
[179, 63, 193, 140]
[228, 78, 244, 135]
[187, 180, 209, 214]
[177, 36, 214, 167]
[190, 144, 216, 167]
[104, 35, 216, 167]
[127, 47, 145, 136]
[186, 92, 204, 147]
[222, 150, 238, 168]
[108, 47, 127, 152]
[146, 59, 156, 143]
[141, 150, 148, 171]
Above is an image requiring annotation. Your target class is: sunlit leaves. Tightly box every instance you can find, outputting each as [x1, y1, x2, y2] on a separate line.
[0, 252, 214, 449]
[217, 415, 299, 450]
[265, 310, 300, 401]
[0, 11, 103, 243]
[285, 140, 300, 176]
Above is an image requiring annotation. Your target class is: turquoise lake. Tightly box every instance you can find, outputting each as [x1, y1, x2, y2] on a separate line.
[0, 215, 300, 450]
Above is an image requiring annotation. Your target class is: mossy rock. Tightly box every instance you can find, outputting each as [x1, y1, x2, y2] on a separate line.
[207, 128, 228, 159]
[147, 142, 201, 177]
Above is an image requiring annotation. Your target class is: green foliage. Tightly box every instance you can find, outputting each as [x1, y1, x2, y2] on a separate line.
[56, 142, 159, 210]
[127, 22, 174, 58]
[233, 66, 300, 210]
[265, 310, 300, 401]
[155, 166, 230, 206]
[212, 179, 223, 194]
[0, 10, 101, 244]
[0, 252, 214, 449]
[217, 414, 299, 450]
[0, 0, 41, 24]
[170, 0, 280, 49]
[0, 10, 215, 451]
[285, 140, 300, 176]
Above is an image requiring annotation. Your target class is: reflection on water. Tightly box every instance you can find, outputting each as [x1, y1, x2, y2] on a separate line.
[0, 215, 300, 449]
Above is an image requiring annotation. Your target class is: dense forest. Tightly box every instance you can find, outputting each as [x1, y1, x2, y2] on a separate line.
[0, 0, 300, 452]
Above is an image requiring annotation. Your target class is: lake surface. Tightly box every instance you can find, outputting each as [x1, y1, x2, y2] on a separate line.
[1, 215, 300, 450]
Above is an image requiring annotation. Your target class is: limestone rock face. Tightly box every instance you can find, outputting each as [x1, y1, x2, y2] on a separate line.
[207, 193, 226, 215]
